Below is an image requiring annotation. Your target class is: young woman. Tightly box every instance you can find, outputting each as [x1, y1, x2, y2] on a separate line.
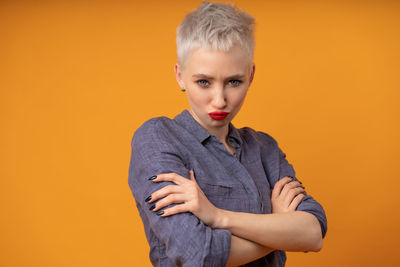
[128, 2, 327, 266]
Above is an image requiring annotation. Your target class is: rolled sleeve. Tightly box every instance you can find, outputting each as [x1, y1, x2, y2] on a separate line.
[258, 132, 328, 239]
[128, 118, 231, 266]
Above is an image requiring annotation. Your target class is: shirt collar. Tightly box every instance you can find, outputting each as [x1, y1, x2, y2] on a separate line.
[173, 109, 242, 146]
[228, 121, 242, 147]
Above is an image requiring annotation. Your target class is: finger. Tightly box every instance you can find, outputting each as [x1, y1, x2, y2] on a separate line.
[288, 193, 305, 210]
[152, 173, 186, 185]
[271, 177, 292, 199]
[152, 194, 186, 212]
[284, 186, 305, 207]
[147, 185, 181, 203]
[280, 181, 303, 198]
[158, 203, 189, 217]
[189, 169, 198, 184]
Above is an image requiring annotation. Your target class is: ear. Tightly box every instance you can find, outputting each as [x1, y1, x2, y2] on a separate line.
[248, 63, 255, 87]
[174, 63, 184, 89]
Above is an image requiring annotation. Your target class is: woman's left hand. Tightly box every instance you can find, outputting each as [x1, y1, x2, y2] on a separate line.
[271, 177, 306, 214]
[146, 170, 221, 228]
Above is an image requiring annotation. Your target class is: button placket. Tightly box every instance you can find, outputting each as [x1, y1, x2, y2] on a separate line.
[228, 137, 241, 159]
[207, 135, 260, 212]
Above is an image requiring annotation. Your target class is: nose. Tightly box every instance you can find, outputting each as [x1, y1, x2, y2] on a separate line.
[212, 87, 227, 109]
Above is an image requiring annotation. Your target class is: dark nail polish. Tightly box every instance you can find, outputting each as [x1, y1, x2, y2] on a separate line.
[148, 175, 157, 181]
[149, 204, 155, 211]
[145, 195, 152, 202]
[156, 210, 164, 216]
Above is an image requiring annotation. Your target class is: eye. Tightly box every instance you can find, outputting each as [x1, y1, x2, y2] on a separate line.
[229, 80, 243, 87]
[196, 79, 210, 87]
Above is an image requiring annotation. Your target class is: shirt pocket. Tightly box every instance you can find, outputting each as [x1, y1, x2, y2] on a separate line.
[203, 183, 232, 197]
[202, 182, 249, 211]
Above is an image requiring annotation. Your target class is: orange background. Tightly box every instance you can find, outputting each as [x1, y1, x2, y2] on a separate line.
[1, 0, 399, 266]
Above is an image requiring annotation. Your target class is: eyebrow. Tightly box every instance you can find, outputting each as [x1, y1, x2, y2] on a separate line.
[192, 74, 246, 80]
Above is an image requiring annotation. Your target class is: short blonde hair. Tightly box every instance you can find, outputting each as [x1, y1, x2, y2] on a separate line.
[176, 1, 255, 70]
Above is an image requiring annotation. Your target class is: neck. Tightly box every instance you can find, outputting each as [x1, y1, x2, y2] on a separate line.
[189, 109, 230, 144]
[208, 125, 229, 144]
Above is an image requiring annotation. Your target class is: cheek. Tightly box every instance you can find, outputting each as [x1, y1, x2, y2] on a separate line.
[231, 89, 248, 105]
[188, 90, 210, 105]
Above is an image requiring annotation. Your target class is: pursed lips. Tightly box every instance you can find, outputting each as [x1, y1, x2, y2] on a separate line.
[208, 111, 229, 120]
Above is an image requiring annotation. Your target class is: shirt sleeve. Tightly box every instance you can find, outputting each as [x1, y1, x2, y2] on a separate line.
[128, 118, 231, 267]
[257, 131, 328, 239]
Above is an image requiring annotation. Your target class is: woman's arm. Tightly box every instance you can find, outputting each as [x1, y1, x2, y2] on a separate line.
[217, 210, 322, 252]
[129, 120, 232, 266]
[226, 235, 274, 267]
[259, 132, 328, 239]
[148, 172, 322, 253]
[213, 177, 322, 252]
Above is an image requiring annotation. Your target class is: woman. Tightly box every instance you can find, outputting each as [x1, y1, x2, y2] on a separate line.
[128, 2, 327, 266]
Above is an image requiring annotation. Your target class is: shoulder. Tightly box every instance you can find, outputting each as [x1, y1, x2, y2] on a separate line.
[134, 116, 171, 135]
[132, 116, 175, 145]
[238, 126, 279, 148]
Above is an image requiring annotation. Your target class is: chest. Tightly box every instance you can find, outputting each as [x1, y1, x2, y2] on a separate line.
[185, 138, 273, 214]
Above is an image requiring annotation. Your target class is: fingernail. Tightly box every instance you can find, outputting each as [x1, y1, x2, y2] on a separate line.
[145, 195, 152, 202]
[156, 210, 164, 216]
[148, 175, 157, 181]
[149, 204, 155, 211]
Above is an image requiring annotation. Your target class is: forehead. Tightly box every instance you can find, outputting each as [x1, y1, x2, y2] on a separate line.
[184, 45, 251, 76]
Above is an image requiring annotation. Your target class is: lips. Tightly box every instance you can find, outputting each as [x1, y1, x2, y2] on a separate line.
[208, 111, 229, 120]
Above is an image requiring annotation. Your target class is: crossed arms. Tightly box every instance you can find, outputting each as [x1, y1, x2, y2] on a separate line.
[147, 172, 322, 266]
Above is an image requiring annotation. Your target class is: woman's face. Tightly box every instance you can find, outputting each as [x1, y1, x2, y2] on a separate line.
[175, 45, 255, 135]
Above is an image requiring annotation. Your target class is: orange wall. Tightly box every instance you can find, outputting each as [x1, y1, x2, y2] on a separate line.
[1, 0, 399, 266]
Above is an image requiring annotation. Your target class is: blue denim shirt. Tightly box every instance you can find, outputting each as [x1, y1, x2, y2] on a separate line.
[128, 109, 327, 267]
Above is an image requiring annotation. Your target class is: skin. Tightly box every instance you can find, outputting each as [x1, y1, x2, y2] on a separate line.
[147, 45, 322, 266]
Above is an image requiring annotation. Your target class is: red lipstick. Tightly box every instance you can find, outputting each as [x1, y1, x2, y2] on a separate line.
[208, 111, 229, 120]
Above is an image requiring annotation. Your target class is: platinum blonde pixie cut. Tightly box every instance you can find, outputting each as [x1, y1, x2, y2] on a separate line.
[176, 1, 255, 70]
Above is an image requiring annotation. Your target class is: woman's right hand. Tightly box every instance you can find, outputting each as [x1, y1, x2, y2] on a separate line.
[271, 177, 306, 213]
[146, 170, 222, 228]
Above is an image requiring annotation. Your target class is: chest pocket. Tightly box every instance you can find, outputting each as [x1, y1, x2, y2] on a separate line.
[202, 182, 250, 212]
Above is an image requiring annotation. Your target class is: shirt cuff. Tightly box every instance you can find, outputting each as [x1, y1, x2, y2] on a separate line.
[204, 227, 232, 267]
